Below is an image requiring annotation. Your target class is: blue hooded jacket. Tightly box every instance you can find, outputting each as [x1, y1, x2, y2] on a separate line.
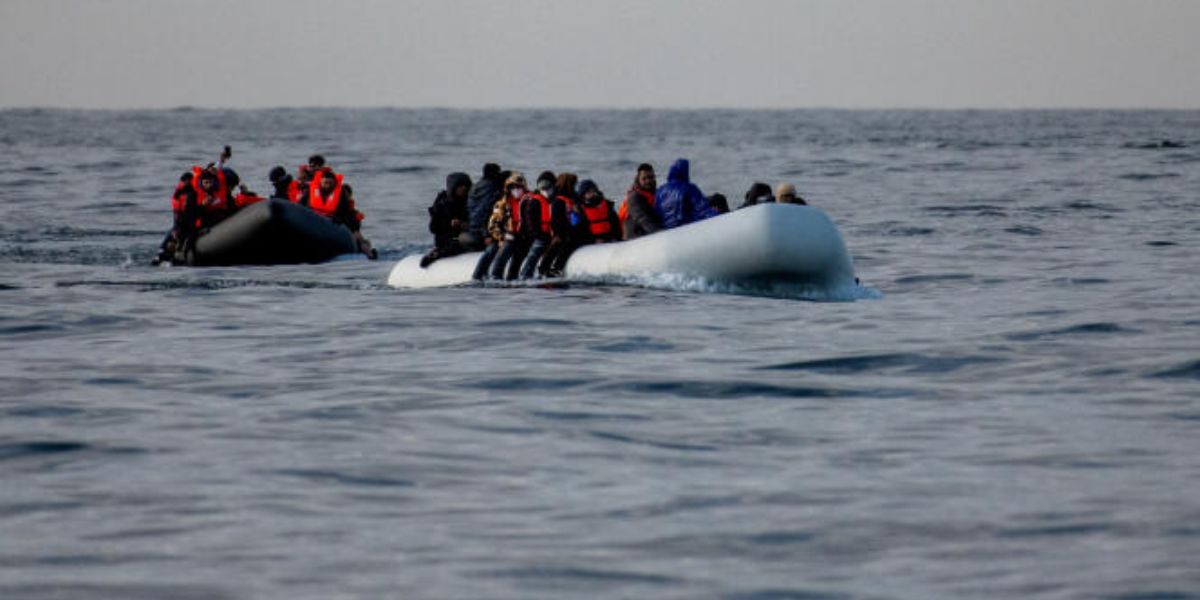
[654, 159, 717, 229]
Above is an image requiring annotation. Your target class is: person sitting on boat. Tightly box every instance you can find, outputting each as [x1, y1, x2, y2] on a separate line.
[515, 171, 557, 279]
[537, 172, 580, 277]
[708, 193, 730, 214]
[420, 172, 473, 267]
[538, 178, 619, 277]
[738, 182, 774, 209]
[466, 163, 505, 252]
[655, 158, 717, 229]
[620, 163, 661, 240]
[302, 167, 378, 259]
[267, 166, 295, 200]
[775, 183, 808, 205]
[481, 171, 527, 280]
[157, 162, 240, 263]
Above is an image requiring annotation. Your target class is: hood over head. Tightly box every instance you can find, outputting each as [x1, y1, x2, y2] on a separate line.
[576, 179, 599, 197]
[446, 172, 472, 195]
[504, 171, 527, 189]
[667, 159, 689, 183]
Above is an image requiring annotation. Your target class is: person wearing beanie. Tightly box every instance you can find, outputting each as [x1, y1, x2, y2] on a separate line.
[708, 193, 730, 214]
[775, 183, 807, 205]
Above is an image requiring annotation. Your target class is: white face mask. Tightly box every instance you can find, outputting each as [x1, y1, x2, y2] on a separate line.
[510, 188, 524, 199]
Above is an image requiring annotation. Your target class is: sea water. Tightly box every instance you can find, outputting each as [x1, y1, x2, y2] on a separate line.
[1, 108, 1198, 599]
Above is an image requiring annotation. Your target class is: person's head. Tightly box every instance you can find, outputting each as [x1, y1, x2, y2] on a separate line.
[708, 193, 729, 214]
[776, 183, 799, 204]
[482, 162, 501, 182]
[504, 172, 528, 198]
[446, 172, 472, 199]
[268, 166, 289, 184]
[635, 163, 656, 191]
[555, 172, 578, 198]
[577, 179, 600, 204]
[198, 170, 219, 193]
[745, 182, 773, 204]
[319, 172, 338, 195]
[536, 171, 556, 196]
[308, 154, 326, 169]
[297, 164, 313, 182]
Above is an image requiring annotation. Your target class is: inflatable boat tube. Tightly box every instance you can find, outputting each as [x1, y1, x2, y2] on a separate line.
[388, 204, 856, 292]
[179, 199, 358, 266]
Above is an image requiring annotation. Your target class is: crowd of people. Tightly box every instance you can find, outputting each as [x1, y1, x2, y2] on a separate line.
[158, 149, 376, 263]
[419, 158, 807, 280]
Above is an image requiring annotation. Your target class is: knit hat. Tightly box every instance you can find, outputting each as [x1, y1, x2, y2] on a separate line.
[577, 179, 599, 196]
[536, 171, 556, 188]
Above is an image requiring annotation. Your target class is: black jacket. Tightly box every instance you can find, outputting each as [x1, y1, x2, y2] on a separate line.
[428, 172, 472, 247]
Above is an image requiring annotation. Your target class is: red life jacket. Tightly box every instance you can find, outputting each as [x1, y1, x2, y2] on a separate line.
[539, 194, 574, 235]
[286, 179, 302, 202]
[170, 181, 189, 213]
[580, 200, 614, 237]
[618, 187, 655, 227]
[308, 172, 344, 218]
[190, 166, 230, 213]
[507, 195, 522, 233]
[234, 193, 264, 208]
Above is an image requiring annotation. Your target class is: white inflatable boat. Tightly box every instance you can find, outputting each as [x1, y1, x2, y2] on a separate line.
[387, 204, 857, 295]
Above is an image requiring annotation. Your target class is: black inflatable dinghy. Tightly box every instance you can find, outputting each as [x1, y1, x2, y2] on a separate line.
[175, 199, 358, 266]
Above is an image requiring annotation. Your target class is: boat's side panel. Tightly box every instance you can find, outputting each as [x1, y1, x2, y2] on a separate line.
[387, 252, 482, 288]
[567, 204, 855, 286]
[387, 204, 856, 289]
[188, 200, 357, 266]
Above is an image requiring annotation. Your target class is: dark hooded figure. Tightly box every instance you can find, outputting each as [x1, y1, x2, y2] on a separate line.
[268, 166, 294, 200]
[420, 172, 473, 267]
[739, 182, 774, 209]
[465, 163, 504, 249]
[654, 158, 717, 229]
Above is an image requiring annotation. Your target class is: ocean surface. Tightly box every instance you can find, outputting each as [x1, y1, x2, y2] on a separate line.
[1, 108, 1198, 599]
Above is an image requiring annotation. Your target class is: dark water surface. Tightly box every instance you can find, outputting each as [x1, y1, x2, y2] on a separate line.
[2, 109, 1199, 599]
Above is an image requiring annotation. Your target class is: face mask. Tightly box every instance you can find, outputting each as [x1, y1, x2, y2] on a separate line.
[510, 188, 524, 199]
[539, 185, 553, 196]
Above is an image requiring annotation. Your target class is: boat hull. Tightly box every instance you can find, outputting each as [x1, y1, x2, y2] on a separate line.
[387, 204, 855, 291]
[180, 199, 358, 266]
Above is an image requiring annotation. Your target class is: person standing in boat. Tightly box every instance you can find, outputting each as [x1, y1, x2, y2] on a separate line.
[302, 167, 378, 259]
[481, 171, 528, 280]
[775, 183, 807, 205]
[420, 172, 473, 267]
[620, 163, 661, 240]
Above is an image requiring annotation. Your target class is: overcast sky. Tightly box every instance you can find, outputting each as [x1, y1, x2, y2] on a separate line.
[1, 0, 1197, 110]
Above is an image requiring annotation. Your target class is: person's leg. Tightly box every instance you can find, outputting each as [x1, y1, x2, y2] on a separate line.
[519, 238, 548, 280]
[473, 244, 498, 280]
[505, 240, 531, 281]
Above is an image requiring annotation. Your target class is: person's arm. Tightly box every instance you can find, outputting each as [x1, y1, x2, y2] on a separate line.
[605, 201, 621, 240]
[689, 186, 718, 221]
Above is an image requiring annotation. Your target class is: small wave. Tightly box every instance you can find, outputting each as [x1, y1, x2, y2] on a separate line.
[727, 588, 851, 600]
[270, 468, 414, 488]
[480, 567, 681, 586]
[1006, 322, 1133, 341]
[589, 336, 676, 353]
[923, 205, 1008, 218]
[1145, 240, 1178, 247]
[1150, 359, 1200, 380]
[1005, 225, 1044, 236]
[383, 165, 435, 174]
[1117, 172, 1180, 181]
[569, 273, 873, 302]
[594, 379, 863, 400]
[761, 352, 1001, 374]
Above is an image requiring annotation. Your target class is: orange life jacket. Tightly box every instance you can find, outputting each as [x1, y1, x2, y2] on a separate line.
[286, 179, 302, 202]
[580, 200, 614, 237]
[307, 172, 344, 218]
[190, 166, 230, 213]
[234, 193, 264, 208]
[618, 187, 655, 227]
[507, 195, 522, 233]
[539, 194, 574, 235]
